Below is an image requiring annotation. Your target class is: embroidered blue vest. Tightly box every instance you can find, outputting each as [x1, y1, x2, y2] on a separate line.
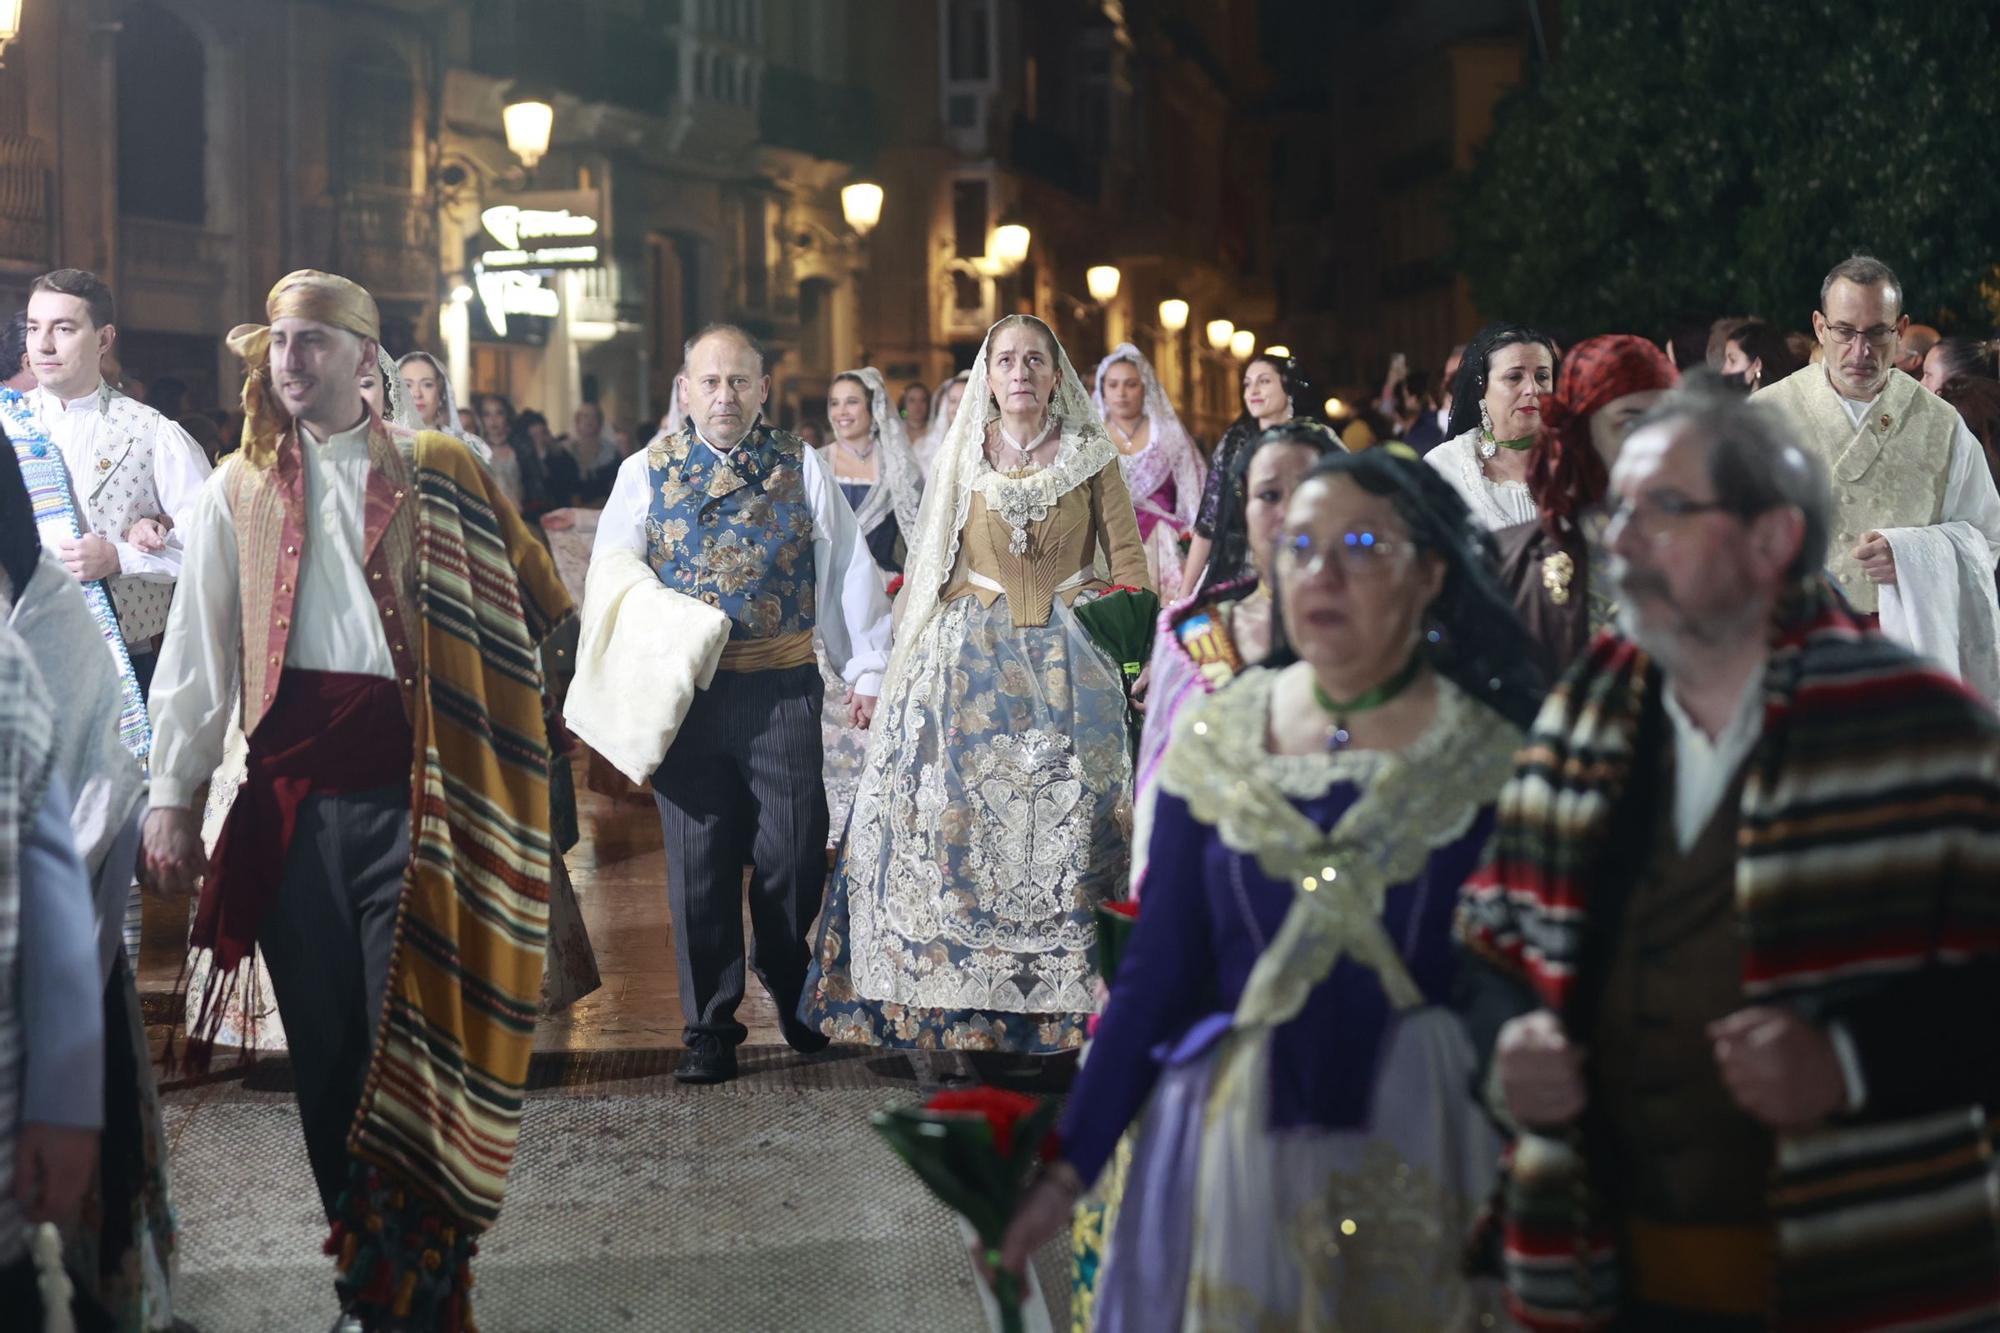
[644, 424, 817, 641]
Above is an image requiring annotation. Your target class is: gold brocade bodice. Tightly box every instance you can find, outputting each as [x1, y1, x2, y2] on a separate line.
[940, 462, 1152, 626]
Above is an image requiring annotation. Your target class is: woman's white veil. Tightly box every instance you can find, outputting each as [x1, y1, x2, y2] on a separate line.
[886, 315, 1117, 694]
[835, 366, 926, 546]
[915, 371, 970, 476]
[1092, 342, 1205, 529]
[395, 350, 493, 462]
[1092, 342, 1206, 599]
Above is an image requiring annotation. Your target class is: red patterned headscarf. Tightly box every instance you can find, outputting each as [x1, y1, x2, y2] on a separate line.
[1529, 335, 1678, 540]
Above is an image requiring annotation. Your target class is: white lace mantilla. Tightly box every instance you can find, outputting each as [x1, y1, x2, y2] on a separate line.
[1425, 429, 1538, 531]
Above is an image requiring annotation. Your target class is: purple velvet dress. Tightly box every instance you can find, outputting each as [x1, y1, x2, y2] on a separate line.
[1061, 670, 1517, 1330]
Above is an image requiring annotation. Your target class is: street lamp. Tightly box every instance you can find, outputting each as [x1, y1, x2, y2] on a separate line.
[1229, 329, 1256, 360]
[501, 83, 555, 171]
[1157, 299, 1189, 334]
[841, 182, 885, 238]
[0, 1, 21, 67]
[1324, 396, 1347, 417]
[989, 216, 1032, 271]
[1086, 265, 1121, 304]
[1263, 344, 1292, 359]
[1205, 319, 1235, 353]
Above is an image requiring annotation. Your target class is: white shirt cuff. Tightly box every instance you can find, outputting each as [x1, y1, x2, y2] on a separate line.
[851, 670, 883, 698]
[149, 779, 199, 811]
[1827, 1020, 1867, 1113]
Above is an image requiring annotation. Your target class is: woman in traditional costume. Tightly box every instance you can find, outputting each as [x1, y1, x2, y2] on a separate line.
[1425, 321, 1559, 530]
[803, 315, 1150, 1053]
[816, 367, 925, 841]
[1492, 334, 1677, 680]
[1183, 352, 1316, 589]
[397, 351, 497, 465]
[1093, 344, 1206, 602]
[913, 370, 969, 480]
[1001, 447, 1543, 1329]
[1070, 417, 1350, 1329]
[1130, 419, 1345, 894]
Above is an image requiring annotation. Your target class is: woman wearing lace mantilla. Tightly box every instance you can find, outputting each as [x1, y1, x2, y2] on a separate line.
[802, 314, 1151, 1053]
[1094, 343, 1206, 602]
[999, 448, 1543, 1329]
[817, 366, 925, 841]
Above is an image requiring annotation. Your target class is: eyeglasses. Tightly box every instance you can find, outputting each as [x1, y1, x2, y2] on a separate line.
[1818, 319, 1899, 349]
[1586, 492, 1742, 546]
[1277, 529, 1416, 578]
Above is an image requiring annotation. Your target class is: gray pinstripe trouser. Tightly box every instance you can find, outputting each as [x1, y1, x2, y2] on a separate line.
[650, 663, 828, 1044]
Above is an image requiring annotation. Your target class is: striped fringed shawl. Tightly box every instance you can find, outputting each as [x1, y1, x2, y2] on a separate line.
[335, 434, 572, 1332]
[1457, 587, 2000, 1331]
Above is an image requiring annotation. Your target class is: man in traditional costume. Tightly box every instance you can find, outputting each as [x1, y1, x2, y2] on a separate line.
[142, 271, 572, 1332]
[25, 269, 211, 698]
[589, 323, 891, 1084]
[0, 622, 108, 1325]
[1458, 383, 2000, 1332]
[1755, 254, 2000, 698]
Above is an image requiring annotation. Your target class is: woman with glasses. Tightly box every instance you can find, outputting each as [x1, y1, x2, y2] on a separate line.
[996, 447, 1541, 1330]
[1427, 321, 1560, 530]
[1493, 335, 1679, 678]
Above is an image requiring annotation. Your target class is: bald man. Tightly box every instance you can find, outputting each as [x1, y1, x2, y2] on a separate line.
[592, 323, 891, 1084]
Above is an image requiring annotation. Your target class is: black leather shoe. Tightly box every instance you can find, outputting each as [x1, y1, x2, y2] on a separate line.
[674, 1035, 738, 1084]
[778, 1007, 831, 1055]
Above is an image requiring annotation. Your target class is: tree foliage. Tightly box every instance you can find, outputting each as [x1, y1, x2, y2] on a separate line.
[1453, 0, 2000, 338]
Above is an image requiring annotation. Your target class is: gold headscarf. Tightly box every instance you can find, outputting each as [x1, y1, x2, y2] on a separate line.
[225, 269, 382, 469]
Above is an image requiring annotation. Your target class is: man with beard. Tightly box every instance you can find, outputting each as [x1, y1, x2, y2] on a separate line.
[1456, 382, 2000, 1331]
[1756, 254, 2000, 698]
[144, 271, 571, 1331]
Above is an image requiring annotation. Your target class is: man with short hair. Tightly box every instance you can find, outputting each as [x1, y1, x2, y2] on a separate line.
[1756, 254, 2000, 698]
[25, 269, 210, 697]
[1, 311, 31, 390]
[1896, 321, 1941, 377]
[1458, 383, 2000, 1331]
[143, 270, 571, 1331]
[591, 323, 891, 1084]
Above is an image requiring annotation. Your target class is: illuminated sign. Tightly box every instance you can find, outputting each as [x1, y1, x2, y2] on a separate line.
[478, 191, 604, 269]
[476, 269, 560, 338]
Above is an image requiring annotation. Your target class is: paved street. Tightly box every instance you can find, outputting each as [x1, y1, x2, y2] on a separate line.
[140, 788, 1073, 1333]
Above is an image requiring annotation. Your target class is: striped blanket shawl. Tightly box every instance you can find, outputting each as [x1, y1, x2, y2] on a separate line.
[333, 434, 572, 1332]
[1457, 586, 2000, 1331]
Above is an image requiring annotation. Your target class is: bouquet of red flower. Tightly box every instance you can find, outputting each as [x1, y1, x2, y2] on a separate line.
[1095, 899, 1140, 986]
[872, 1088, 1061, 1333]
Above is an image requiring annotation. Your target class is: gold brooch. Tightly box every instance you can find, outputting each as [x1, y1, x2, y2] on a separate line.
[1542, 550, 1574, 605]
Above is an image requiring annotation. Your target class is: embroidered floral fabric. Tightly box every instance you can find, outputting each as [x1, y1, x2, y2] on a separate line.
[804, 588, 1132, 1051]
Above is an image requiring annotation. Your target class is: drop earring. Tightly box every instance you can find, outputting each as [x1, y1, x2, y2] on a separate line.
[1478, 401, 1497, 459]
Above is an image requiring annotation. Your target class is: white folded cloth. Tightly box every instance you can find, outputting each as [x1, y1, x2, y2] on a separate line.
[563, 549, 731, 785]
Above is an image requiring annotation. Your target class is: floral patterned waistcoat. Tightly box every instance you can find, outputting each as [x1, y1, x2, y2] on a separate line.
[643, 424, 816, 641]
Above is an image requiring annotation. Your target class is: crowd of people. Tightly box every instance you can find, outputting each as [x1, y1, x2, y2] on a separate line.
[2, 247, 1999, 1333]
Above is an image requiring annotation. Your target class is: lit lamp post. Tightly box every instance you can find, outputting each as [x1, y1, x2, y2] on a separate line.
[1204, 319, 1235, 353]
[501, 83, 555, 171]
[0, 0, 21, 67]
[1229, 329, 1256, 360]
[988, 217, 1032, 271]
[1263, 344, 1292, 359]
[1086, 265, 1121, 304]
[1158, 299, 1189, 334]
[841, 182, 885, 238]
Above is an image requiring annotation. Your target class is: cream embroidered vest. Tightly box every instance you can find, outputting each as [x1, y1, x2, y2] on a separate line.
[1755, 367, 1959, 612]
[80, 392, 180, 644]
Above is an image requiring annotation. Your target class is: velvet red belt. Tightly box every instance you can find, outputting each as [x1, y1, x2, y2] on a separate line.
[192, 668, 412, 972]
